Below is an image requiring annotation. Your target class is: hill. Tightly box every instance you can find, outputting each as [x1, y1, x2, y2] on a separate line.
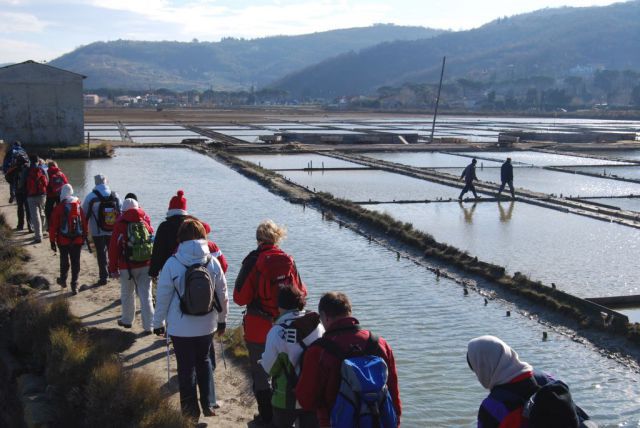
[49, 25, 442, 90]
[272, 1, 640, 99]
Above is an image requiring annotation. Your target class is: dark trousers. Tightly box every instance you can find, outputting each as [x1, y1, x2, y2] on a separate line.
[273, 408, 320, 428]
[15, 193, 31, 230]
[247, 341, 273, 422]
[498, 180, 515, 197]
[171, 334, 216, 418]
[59, 244, 81, 284]
[459, 182, 478, 199]
[92, 235, 110, 281]
[45, 196, 59, 228]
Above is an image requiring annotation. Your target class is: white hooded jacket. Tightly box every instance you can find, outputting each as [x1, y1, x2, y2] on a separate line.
[152, 239, 229, 337]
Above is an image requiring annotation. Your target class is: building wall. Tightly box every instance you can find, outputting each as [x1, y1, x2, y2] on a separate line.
[0, 63, 84, 146]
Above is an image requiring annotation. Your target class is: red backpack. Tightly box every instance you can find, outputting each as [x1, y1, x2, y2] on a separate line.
[59, 201, 83, 239]
[27, 167, 47, 196]
[48, 171, 66, 196]
[254, 247, 304, 317]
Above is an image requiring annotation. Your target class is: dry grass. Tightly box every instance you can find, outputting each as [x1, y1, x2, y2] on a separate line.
[222, 326, 249, 359]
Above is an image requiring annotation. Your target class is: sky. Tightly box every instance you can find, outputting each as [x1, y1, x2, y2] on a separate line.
[0, 0, 626, 63]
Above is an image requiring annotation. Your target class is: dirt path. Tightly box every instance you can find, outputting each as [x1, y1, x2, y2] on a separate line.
[0, 179, 256, 427]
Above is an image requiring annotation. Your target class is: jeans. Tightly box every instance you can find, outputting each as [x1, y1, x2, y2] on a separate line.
[59, 244, 81, 285]
[27, 195, 46, 240]
[119, 266, 154, 330]
[459, 182, 478, 199]
[15, 193, 31, 230]
[92, 235, 111, 281]
[273, 408, 320, 428]
[171, 334, 216, 418]
[498, 180, 515, 197]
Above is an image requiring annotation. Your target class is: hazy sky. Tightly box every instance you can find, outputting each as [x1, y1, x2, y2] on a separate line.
[0, 0, 625, 63]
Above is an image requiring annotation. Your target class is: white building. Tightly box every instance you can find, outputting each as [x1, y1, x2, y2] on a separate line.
[0, 60, 86, 146]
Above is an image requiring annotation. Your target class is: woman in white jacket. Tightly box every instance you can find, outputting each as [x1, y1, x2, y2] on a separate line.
[152, 219, 229, 420]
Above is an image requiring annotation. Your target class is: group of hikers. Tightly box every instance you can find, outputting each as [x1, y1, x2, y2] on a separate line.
[459, 157, 515, 201]
[3, 141, 595, 428]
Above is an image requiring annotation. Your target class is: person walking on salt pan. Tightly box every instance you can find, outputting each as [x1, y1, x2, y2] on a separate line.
[459, 158, 479, 200]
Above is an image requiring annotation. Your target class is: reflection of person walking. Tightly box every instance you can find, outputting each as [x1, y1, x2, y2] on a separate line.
[497, 158, 515, 199]
[459, 158, 479, 200]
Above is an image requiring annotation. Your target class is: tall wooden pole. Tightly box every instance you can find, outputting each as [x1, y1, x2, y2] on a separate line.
[430, 56, 446, 143]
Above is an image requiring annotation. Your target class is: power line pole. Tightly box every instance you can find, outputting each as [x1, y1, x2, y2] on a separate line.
[430, 56, 446, 143]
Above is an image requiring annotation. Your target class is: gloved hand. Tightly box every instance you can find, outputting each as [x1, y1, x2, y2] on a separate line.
[50, 241, 57, 252]
[216, 322, 226, 337]
[153, 327, 165, 336]
[110, 271, 120, 279]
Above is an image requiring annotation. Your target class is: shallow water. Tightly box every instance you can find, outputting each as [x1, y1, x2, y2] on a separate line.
[364, 201, 640, 298]
[588, 150, 640, 161]
[282, 169, 459, 201]
[56, 148, 640, 426]
[564, 165, 640, 181]
[363, 151, 501, 168]
[583, 198, 640, 213]
[238, 154, 366, 170]
[438, 166, 640, 197]
[458, 151, 630, 166]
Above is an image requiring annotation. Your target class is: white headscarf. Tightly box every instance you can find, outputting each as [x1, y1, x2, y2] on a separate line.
[467, 335, 532, 390]
[60, 184, 74, 201]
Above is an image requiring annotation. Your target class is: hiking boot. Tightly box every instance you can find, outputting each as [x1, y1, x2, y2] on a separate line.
[97, 278, 108, 286]
[117, 320, 132, 329]
[56, 277, 67, 289]
[9, 196, 14, 203]
[15, 226, 23, 231]
[202, 407, 217, 417]
[31, 238, 42, 244]
[71, 283, 78, 295]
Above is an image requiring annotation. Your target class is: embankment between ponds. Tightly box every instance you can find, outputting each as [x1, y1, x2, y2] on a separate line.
[188, 144, 640, 358]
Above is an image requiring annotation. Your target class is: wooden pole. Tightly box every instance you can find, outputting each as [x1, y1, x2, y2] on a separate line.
[430, 56, 446, 143]
[87, 131, 91, 158]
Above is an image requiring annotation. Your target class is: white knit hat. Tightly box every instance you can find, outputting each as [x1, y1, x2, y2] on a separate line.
[122, 198, 139, 211]
[60, 184, 73, 201]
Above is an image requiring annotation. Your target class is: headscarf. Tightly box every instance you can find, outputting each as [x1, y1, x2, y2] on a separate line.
[467, 335, 532, 390]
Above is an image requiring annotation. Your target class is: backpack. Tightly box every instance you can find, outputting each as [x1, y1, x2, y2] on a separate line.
[524, 380, 595, 428]
[49, 172, 66, 196]
[174, 255, 222, 316]
[92, 190, 119, 232]
[125, 221, 153, 263]
[59, 201, 83, 239]
[318, 331, 398, 428]
[26, 167, 47, 196]
[255, 248, 304, 316]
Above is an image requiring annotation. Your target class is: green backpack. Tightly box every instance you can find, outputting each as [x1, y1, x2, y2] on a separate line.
[126, 222, 153, 263]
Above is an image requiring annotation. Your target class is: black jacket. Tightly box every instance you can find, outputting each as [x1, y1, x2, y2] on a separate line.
[501, 161, 513, 183]
[148, 214, 188, 277]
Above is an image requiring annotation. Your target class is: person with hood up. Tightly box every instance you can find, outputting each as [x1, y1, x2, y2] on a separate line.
[83, 174, 122, 286]
[152, 218, 229, 421]
[48, 184, 87, 295]
[497, 158, 515, 199]
[45, 161, 69, 226]
[459, 158, 479, 200]
[108, 198, 155, 332]
[260, 284, 324, 428]
[149, 190, 190, 279]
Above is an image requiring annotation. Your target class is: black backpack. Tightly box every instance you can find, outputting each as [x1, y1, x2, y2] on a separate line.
[91, 190, 119, 232]
[174, 255, 222, 316]
[524, 380, 596, 428]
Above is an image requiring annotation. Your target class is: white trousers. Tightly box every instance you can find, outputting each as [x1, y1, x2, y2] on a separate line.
[120, 266, 155, 331]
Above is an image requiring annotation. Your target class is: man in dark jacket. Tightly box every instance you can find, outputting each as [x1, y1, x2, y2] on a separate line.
[148, 190, 189, 278]
[296, 292, 401, 427]
[459, 158, 479, 200]
[497, 158, 515, 199]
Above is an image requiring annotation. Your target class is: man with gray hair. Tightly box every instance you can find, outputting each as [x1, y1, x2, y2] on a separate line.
[82, 174, 122, 286]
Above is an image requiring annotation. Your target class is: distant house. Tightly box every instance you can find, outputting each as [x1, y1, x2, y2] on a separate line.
[0, 60, 86, 146]
[84, 94, 100, 106]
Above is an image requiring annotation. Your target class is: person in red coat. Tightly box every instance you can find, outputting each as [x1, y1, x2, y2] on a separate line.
[45, 161, 69, 227]
[234, 219, 306, 426]
[295, 292, 402, 427]
[48, 184, 87, 295]
[108, 198, 155, 333]
[202, 221, 228, 274]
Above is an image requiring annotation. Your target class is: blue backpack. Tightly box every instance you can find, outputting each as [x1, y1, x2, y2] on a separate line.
[317, 330, 398, 428]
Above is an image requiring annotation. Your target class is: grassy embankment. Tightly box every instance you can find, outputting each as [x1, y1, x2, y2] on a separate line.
[26, 142, 114, 159]
[211, 149, 640, 345]
[0, 213, 190, 427]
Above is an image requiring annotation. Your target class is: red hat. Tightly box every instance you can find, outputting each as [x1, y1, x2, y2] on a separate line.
[168, 190, 187, 211]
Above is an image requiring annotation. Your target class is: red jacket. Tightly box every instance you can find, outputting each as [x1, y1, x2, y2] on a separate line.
[233, 244, 306, 344]
[108, 208, 154, 274]
[46, 166, 68, 198]
[48, 199, 88, 246]
[295, 317, 402, 427]
[207, 241, 228, 273]
[26, 166, 48, 197]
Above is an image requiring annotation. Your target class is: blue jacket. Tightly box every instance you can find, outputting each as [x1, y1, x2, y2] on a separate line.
[81, 184, 122, 237]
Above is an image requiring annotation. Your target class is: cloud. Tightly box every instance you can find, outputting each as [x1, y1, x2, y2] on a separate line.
[0, 38, 58, 62]
[0, 12, 49, 33]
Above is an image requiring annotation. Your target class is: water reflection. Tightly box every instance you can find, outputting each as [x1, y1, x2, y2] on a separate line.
[459, 201, 477, 224]
[498, 201, 515, 223]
